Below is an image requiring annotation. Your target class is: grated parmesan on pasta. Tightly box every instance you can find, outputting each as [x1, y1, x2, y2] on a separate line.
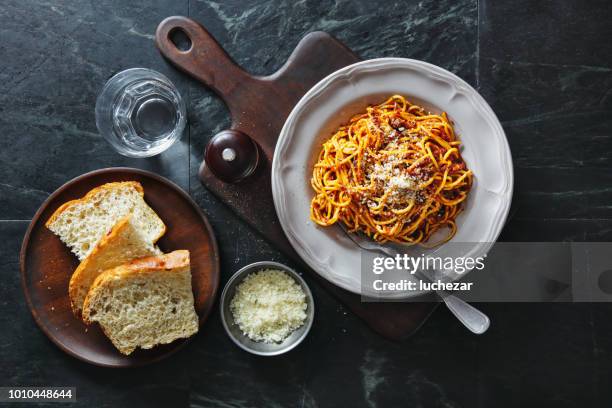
[230, 269, 307, 343]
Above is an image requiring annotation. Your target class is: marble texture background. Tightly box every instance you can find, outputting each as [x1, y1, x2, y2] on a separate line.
[1, 0, 611, 407]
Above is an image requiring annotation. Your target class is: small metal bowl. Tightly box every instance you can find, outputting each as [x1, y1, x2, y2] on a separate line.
[220, 261, 315, 356]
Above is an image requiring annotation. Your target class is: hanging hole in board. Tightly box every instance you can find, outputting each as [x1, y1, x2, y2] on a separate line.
[169, 28, 192, 52]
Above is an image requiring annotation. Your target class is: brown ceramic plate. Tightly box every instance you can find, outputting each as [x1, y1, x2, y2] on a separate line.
[20, 168, 220, 367]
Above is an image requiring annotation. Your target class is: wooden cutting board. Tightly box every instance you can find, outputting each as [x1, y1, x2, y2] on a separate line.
[155, 16, 437, 340]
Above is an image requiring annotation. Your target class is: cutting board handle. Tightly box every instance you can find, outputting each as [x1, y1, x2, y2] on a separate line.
[155, 16, 253, 98]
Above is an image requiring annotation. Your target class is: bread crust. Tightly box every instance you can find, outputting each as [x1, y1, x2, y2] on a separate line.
[81, 250, 190, 325]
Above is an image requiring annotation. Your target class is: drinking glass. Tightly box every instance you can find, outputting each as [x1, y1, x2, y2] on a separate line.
[95, 68, 186, 158]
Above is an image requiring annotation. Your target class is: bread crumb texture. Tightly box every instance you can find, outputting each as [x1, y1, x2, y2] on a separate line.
[46, 182, 165, 260]
[230, 269, 307, 343]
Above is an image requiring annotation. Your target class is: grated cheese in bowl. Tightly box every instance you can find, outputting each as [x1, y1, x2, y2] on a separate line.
[229, 269, 308, 343]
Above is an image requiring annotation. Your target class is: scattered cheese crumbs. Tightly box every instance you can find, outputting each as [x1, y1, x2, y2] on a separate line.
[230, 269, 307, 343]
[389, 175, 416, 190]
[367, 155, 420, 206]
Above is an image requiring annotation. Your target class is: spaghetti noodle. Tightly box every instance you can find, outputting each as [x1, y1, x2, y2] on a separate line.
[310, 95, 472, 246]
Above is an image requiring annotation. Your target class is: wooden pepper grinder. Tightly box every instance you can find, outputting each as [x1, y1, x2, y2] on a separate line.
[201, 130, 259, 183]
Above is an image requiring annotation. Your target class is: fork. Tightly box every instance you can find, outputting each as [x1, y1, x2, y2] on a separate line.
[339, 224, 490, 334]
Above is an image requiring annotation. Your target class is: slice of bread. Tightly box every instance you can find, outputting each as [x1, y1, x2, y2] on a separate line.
[69, 215, 161, 316]
[46, 181, 166, 260]
[82, 250, 199, 355]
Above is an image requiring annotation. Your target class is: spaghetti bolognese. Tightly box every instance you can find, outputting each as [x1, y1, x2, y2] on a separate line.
[310, 95, 472, 246]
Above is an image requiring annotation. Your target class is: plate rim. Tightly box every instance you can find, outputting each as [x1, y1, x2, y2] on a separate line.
[272, 57, 514, 298]
[19, 167, 220, 367]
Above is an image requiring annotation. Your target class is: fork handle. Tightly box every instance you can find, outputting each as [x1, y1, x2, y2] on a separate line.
[439, 292, 490, 334]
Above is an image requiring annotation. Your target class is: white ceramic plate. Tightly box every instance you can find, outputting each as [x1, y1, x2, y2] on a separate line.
[272, 58, 513, 298]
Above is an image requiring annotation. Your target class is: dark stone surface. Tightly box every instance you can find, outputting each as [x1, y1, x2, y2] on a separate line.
[1, 0, 611, 406]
